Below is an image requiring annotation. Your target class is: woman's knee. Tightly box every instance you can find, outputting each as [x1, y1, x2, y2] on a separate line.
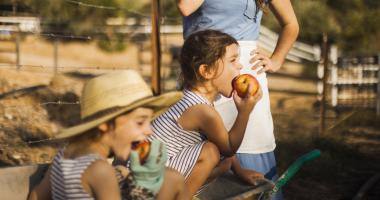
[199, 142, 220, 164]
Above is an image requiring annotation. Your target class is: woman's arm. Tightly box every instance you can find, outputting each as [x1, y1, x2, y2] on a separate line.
[176, 0, 204, 16]
[251, 0, 299, 73]
[28, 168, 52, 200]
[269, 0, 299, 69]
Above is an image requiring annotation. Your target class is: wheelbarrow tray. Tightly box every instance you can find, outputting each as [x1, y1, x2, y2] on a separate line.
[0, 164, 272, 200]
[197, 171, 274, 200]
[0, 164, 48, 200]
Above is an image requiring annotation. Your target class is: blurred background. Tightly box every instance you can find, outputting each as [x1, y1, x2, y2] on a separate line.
[0, 0, 379, 199]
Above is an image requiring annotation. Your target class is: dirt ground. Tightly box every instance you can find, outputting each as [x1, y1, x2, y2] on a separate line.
[270, 92, 380, 199]
[0, 37, 379, 199]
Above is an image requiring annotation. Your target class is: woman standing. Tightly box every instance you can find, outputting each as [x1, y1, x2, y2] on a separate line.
[177, 0, 299, 199]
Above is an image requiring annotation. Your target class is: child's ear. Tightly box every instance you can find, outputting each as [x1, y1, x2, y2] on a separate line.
[199, 64, 216, 80]
[98, 123, 109, 133]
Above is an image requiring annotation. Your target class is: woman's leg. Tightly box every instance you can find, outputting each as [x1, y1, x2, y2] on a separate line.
[157, 168, 190, 200]
[185, 142, 220, 196]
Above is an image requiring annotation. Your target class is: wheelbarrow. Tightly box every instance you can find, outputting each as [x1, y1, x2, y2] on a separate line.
[0, 150, 320, 200]
[198, 149, 321, 200]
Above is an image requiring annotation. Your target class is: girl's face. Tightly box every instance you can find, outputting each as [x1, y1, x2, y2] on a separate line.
[110, 107, 153, 161]
[212, 43, 242, 97]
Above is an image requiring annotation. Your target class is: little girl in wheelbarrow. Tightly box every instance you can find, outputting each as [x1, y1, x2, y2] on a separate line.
[149, 29, 265, 197]
[28, 70, 190, 200]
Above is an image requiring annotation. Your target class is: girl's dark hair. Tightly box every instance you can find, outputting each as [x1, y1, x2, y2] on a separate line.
[179, 29, 238, 88]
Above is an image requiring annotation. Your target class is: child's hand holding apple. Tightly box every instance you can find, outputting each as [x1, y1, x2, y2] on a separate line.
[232, 74, 262, 115]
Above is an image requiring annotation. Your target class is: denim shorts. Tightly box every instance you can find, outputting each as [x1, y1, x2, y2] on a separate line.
[236, 151, 283, 200]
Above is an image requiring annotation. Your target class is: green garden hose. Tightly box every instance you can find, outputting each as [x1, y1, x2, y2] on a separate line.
[261, 149, 321, 199]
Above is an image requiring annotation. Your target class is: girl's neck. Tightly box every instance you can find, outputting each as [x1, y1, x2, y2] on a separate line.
[190, 83, 218, 103]
[65, 140, 110, 159]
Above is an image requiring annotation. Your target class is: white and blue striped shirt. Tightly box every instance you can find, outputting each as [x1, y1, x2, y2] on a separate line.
[149, 89, 212, 179]
[50, 149, 102, 200]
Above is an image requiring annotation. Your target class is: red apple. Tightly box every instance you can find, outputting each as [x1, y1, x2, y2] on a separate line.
[232, 74, 260, 98]
[132, 140, 151, 164]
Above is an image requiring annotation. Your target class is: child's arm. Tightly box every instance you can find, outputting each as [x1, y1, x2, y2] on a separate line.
[84, 160, 121, 200]
[180, 88, 262, 156]
[231, 156, 264, 185]
[27, 168, 52, 200]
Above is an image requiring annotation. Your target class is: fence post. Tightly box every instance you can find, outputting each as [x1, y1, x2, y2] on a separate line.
[377, 54, 380, 116]
[15, 29, 20, 68]
[54, 39, 58, 73]
[331, 66, 337, 107]
[151, 0, 161, 95]
[330, 45, 338, 107]
[320, 33, 329, 135]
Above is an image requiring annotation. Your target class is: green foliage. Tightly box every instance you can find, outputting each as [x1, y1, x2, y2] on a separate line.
[97, 33, 126, 52]
[138, 0, 182, 24]
[262, 0, 380, 54]
[20, 0, 146, 52]
[25, 0, 117, 35]
[11, 0, 380, 54]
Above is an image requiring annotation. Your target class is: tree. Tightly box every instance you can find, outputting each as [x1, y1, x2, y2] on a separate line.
[262, 0, 380, 54]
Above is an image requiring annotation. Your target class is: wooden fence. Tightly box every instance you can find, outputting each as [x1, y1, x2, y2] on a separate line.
[318, 52, 380, 114]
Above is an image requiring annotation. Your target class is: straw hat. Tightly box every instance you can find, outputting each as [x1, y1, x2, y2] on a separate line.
[54, 70, 182, 139]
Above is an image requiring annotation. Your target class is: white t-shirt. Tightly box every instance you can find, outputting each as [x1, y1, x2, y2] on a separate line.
[214, 41, 275, 154]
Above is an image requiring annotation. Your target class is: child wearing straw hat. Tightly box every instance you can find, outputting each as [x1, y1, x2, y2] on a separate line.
[28, 70, 189, 200]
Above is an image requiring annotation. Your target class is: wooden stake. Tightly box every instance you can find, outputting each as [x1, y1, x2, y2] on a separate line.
[319, 33, 329, 135]
[151, 0, 161, 95]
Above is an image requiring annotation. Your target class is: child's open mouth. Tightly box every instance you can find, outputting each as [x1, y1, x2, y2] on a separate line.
[131, 140, 151, 164]
[131, 141, 140, 149]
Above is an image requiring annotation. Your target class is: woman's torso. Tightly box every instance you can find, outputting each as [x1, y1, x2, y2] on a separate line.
[183, 0, 265, 40]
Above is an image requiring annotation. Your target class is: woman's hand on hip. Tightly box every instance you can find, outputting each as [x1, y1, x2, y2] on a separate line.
[250, 50, 282, 74]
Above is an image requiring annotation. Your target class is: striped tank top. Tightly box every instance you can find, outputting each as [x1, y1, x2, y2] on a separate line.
[50, 149, 103, 200]
[149, 89, 212, 179]
[50, 149, 155, 200]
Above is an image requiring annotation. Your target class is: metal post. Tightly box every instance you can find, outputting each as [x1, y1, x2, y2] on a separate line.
[320, 33, 329, 135]
[151, 0, 161, 95]
[54, 39, 58, 73]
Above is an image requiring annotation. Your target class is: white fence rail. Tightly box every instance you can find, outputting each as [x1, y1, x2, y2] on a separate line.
[0, 15, 319, 63]
[258, 26, 320, 62]
[318, 53, 380, 111]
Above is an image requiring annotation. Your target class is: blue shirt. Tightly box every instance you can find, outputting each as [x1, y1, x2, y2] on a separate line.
[183, 0, 266, 40]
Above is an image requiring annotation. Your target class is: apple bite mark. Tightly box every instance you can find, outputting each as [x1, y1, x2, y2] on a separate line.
[232, 74, 260, 98]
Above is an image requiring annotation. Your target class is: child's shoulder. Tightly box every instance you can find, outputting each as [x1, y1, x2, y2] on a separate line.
[178, 103, 220, 132]
[86, 159, 114, 174]
[185, 103, 220, 122]
[82, 159, 120, 197]
[84, 159, 116, 181]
